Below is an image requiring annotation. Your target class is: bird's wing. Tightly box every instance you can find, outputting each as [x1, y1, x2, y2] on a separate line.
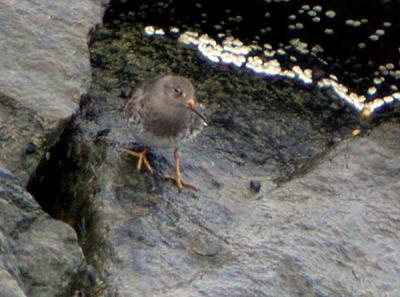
[124, 86, 147, 125]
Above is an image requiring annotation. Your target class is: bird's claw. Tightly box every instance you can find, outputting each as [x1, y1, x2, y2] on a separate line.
[164, 174, 198, 191]
[122, 148, 154, 174]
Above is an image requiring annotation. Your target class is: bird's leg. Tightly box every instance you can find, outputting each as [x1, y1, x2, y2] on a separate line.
[164, 149, 197, 191]
[122, 147, 154, 174]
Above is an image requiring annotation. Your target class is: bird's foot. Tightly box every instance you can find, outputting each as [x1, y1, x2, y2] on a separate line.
[122, 147, 154, 174]
[164, 173, 197, 191]
[164, 148, 197, 191]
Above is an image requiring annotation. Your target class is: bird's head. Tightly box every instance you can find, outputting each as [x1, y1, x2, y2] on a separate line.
[152, 75, 208, 126]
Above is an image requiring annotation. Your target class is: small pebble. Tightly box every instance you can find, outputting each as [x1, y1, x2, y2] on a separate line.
[25, 142, 38, 155]
[250, 180, 261, 193]
[120, 87, 132, 99]
[352, 128, 361, 136]
[85, 265, 97, 286]
[96, 128, 111, 137]
[361, 107, 372, 118]
[0, 186, 5, 196]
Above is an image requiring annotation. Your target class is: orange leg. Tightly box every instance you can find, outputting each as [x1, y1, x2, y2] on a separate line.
[122, 147, 153, 174]
[164, 149, 197, 191]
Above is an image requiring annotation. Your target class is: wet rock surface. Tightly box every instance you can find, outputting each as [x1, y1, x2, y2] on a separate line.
[0, 1, 103, 296]
[29, 21, 400, 297]
[0, 1, 399, 296]
[0, 164, 86, 297]
[0, 0, 103, 184]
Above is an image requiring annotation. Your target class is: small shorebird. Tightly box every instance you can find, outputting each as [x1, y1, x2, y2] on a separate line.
[123, 75, 207, 191]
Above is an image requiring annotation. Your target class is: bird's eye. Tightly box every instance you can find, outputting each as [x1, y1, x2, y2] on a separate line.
[173, 87, 183, 96]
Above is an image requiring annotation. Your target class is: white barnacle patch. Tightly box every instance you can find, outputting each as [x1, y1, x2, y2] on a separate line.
[295, 23, 304, 30]
[144, 26, 155, 36]
[358, 42, 366, 49]
[154, 28, 165, 36]
[155, 21, 399, 116]
[277, 48, 286, 55]
[383, 22, 392, 28]
[263, 43, 273, 50]
[311, 44, 324, 54]
[373, 77, 384, 85]
[245, 56, 265, 73]
[263, 50, 275, 57]
[223, 38, 252, 56]
[261, 59, 282, 76]
[292, 66, 313, 84]
[367, 87, 377, 96]
[325, 10, 336, 18]
[345, 19, 362, 27]
[178, 31, 200, 45]
[386, 63, 395, 70]
[199, 34, 216, 46]
[220, 51, 246, 67]
[345, 19, 354, 26]
[378, 65, 388, 75]
[169, 27, 180, 34]
[313, 5, 322, 12]
[308, 10, 317, 17]
[198, 43, 222, 63]
[282, 69, 296, 78]
[144, 26, 165, 36]
[369, 34, 379, 41]
[324, 28, 334, 35]
[391, 70, 400, 80]
[329, 74, 338, 81]
[368, 98, 385, 111]
[290, 38, 309, 54]
[383, 95, 394, 103]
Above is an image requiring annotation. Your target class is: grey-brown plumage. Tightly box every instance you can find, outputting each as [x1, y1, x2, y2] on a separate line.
[125, 75, 205, 148]
[123, 75, 207, 191]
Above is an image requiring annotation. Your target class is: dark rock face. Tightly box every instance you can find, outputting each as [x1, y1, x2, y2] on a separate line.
[0, 163, 85, 297]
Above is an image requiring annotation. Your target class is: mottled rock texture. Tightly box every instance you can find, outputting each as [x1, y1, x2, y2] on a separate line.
[2, 1, 399, 296]
[0, 164, 85, 297]
[29, 22, 400, 297]
[0, 1, 104, 296]
[0, 0, 103, 184]
[32, 96, 400, 297]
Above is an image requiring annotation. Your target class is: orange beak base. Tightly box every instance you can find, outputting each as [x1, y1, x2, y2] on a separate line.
[185, 98, 208, 126]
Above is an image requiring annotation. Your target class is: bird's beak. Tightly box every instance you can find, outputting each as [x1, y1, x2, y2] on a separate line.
[186, 98, 208, 126]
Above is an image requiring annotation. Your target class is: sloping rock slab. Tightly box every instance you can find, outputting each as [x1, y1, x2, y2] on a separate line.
[30, 90, 400, 296]
[0, 164, 86, 297]
[27, 19, 400, 296]
[0, 0, 103, 184]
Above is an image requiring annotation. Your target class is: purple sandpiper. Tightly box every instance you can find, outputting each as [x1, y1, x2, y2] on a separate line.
[123, 75, 207, 190]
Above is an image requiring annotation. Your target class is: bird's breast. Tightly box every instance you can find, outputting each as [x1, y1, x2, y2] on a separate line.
[144, 107, 189, 138]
